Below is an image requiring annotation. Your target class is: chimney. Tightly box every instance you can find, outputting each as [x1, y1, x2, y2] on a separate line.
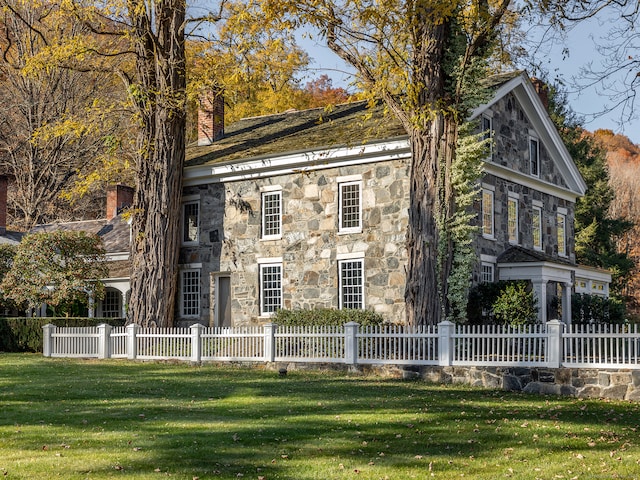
[530, 77, 549, 111]
[197, 91, 224, 146]
[0, 175, 7, 235]
[106, 184, 134, 220]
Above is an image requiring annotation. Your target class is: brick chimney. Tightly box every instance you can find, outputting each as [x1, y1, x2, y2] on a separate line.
[197, 91, 224, 146]
[106, 184, 134, 220]
[530, 77, 549, 111]
[0, 175, 7, 235]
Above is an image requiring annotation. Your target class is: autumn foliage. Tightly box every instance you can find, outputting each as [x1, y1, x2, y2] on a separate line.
[594, 129, 640, 317]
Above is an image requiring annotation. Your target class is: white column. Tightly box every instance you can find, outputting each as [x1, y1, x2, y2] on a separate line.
[88, 293, 95, 318]
[121, 290, 128, 318]
[562, 282, 573, 326]
[532, 280, 548, 323]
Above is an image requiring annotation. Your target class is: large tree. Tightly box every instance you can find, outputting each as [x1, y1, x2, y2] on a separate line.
[31, 0, 200, 327]
[263, 0, 515, 325]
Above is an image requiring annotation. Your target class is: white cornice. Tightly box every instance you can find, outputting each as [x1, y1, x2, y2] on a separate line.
[184, 139, 411, 186]
[483, 163, 580, 202]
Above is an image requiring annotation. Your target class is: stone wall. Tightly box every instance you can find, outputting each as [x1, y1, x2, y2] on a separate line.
[274, 362, 640, 401]
[181, 159, 411, 326]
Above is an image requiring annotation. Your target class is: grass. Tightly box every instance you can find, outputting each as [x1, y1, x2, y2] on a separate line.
[1, 354, 640, 480]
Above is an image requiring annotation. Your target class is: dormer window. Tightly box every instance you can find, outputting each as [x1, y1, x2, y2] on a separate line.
[529, 137, 540, 177]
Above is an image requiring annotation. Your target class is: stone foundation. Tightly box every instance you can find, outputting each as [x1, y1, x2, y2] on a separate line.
[269, 362, 640, 401]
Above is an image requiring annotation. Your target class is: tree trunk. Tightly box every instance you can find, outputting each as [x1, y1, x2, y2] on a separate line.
[126, 0, 186, 327]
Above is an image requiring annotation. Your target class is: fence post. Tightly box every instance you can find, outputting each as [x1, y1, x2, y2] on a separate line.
[127, 323, 139, 360]
[190, 323, 204, 363]
[344, 322, 359, 365]
[42, 324, 55, 357]
[546, 319, 564, 368]
[264, 323, 276, 362]
[97, 324, 112, 359]
[438, 321, 455, 366]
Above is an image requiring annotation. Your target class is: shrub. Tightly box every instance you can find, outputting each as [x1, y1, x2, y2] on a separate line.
[571, 294, 626, 325]
[0, 317, 126, 353]
[271, 308, 384, 327]
[492, 282, 538, 326]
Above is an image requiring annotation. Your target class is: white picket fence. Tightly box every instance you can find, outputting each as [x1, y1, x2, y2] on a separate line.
[41, 320, 640, 369]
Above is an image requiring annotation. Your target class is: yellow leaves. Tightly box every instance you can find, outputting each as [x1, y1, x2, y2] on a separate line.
[31, 115, 94, 146]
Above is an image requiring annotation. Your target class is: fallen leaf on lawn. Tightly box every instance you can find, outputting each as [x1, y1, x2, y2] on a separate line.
[415, 455, 423, 459]
[575, 453, 584, 459]
[280, 454, 288, 459]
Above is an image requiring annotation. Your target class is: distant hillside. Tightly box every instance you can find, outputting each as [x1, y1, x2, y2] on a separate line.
[594, 129, 640, 164]
[592, 129, 640, 316]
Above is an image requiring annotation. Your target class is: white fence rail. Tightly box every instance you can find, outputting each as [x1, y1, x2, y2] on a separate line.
[42, 320, 640, 369]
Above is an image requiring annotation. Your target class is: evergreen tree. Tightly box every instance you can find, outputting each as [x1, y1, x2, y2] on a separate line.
[548, 86, 634, 296]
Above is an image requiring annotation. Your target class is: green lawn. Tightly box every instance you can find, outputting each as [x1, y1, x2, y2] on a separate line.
[1, 354, 639, 479]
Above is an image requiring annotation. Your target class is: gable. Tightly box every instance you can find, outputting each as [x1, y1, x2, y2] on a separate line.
[472, 73, 586, 201]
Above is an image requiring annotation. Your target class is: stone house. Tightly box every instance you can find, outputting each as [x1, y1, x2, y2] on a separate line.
[0, 183, 133, 318]
[178, 72, 610, 327]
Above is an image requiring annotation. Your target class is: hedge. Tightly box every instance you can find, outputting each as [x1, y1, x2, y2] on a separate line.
[0, 317, 126, 353]
[271, 308, 385, 327]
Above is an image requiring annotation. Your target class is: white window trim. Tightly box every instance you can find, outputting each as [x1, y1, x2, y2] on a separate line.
[481, 188, 495, 240]
[480, 262, 495, 283]
[532, 205, 543, 251]
[182, 200, 200, 246]
[261, 189, 282, 240]
[338, 180, 363, 234]
[259, 261, 283, 317]
[529, 136, 540, 177]
[337, 174, 362, 184]
[508, 196, 519, 245]
[336, 251, 366, 261]
[338, 257, 365, 310]
[557, 212, 567, 257]
[260, 184, 282, 193]
[179, 267, 201, 318]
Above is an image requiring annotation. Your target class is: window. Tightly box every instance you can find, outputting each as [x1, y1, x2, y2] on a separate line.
[557, 213, 566, 256]
[101, 289, 121, 318]
[530, 138, 540, 177]
[532, 205, 543, 250]
[480, 262, 495, 283]
[183, 202, 199, 244]
[482, 114, 493, 158]
[339, 258, 364, 310]
[259, 262, 282, 315]
[508, 196, 518, 244]
[482, 188, 494, 238]
[339, 180, 362, 233]
[261, 190, 282, 239]
[180, 269, 201, 317]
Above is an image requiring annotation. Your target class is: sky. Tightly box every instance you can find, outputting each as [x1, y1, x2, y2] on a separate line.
[296, 15, 640, 146]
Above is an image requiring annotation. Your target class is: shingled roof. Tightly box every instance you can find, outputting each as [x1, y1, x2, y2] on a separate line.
[185, 101, 406, 167]
[31, 216, 130, 255]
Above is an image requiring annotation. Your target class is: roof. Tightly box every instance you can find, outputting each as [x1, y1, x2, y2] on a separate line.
[30, 216, 130, 254]
[497, 245, 573, 266]
[185, 101, 406, 168]
[0, 230, 24, 245]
